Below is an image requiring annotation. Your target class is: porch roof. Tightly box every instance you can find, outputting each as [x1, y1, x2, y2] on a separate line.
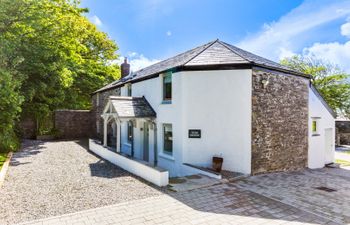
[109, 96, 156, 119]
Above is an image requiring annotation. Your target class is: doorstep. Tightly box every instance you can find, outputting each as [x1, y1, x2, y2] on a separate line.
[168, 174, 221, 192]
[183, 163, 247, 182]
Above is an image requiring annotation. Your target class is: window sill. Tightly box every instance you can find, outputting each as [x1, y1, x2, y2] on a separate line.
[161, 100, 172, 105]
[158, 153, 175, 161]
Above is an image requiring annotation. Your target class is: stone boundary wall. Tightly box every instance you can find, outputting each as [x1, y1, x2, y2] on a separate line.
[251, 68, 309, 174]
[54, 110, 94, 139]
[336, 121, 350, 145]
[19, 117, 37, 139]
[91, 88, 121, 140]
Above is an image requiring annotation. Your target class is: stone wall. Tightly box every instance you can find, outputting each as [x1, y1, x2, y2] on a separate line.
[336, 121, 350, 145]
[251, 68, 309, 174]
[19, 117, 37, 139]
[91, 88, 121, 140]
[54, 110, 94, 139]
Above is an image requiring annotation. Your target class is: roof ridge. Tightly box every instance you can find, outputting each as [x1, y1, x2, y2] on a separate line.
[134, 39, 218, 74]
[217, 40, 253, 63]
[182, 39, 219, 66]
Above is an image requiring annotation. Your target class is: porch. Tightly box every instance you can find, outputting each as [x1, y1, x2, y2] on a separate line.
[95, 96, 169, 186]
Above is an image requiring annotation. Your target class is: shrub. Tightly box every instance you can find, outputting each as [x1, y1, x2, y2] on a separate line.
[0, 69, 23, 153]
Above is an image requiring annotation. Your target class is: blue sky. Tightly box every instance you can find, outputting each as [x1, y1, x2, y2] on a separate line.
[82, 0, 350, 72]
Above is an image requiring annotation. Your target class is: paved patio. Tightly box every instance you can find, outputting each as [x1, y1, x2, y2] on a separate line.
[19, 182, 335, 225]
[0, 140, 165, 225]
[2, 140, 350, 225]
[236, 168, 350, 224]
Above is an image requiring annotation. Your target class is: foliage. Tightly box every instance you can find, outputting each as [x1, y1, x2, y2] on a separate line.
[335, 159, 350, 167]
[281, 55, 350, 117]
[0, 153, 7, 170]
[0, 69, 23, 152]
[0, 0, 120, 150]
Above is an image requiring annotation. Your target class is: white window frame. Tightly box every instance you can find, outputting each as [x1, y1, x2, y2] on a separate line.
[162, 72, 172, 104]
[311, 117, 321, 136]
[162, 123, 173, 156]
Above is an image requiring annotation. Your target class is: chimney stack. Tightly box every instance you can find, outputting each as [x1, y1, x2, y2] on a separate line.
[121, 57, 130, 78]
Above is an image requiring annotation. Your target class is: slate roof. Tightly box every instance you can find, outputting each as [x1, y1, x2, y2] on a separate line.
[94, 39, 309, 93]
[109, 96, 156, 118]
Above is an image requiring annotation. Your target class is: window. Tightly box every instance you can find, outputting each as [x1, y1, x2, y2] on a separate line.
[311, 118, 320, 136]
[127, 84, 132, 96]
[163, 124, 173, 155]
[127, 121, 133, 143]
[312, 120, 317, 132]
[163, 72, 172, 102]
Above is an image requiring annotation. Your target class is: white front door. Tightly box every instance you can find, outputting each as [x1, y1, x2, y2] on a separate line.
[324, 128, 334, 164]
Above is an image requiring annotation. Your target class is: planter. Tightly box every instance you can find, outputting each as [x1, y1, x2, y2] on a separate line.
[212, 156, 223, 172]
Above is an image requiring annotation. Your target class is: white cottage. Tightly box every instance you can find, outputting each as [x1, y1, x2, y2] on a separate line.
[89, 39, 336, 186]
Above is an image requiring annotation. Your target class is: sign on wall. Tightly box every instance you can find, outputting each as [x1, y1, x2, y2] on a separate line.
[188, 129, 201, 138]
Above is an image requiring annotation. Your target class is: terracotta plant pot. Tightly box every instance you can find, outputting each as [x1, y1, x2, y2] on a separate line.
[212, 156, 223, 172]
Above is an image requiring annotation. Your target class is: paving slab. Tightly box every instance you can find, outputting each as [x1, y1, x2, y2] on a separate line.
[18, 182, 335, 225]
[168, 174, 221, 192]
[236, 168, 350, 224]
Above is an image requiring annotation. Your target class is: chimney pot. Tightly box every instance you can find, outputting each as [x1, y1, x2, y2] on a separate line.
[121, 57, 130, 78]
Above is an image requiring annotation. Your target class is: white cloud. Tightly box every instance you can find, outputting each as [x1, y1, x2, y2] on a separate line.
[303, 41, 350, 72]
[341, 21, 350, 37]
[166, 31, 172, 36]
[238, 0, 350, 61]
[116, 52, 160, 71]
[90, 15, 102, 27]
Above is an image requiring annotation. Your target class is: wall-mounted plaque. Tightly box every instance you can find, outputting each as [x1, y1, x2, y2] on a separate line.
[188, 129, 201, 138]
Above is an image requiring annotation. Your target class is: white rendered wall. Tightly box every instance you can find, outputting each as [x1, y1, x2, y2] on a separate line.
[89, 139, 169, 186]
[308, 87, 335, 169]
[181, 70, 252, 174]
[120, 70, 252, 177]
[132, 76, 184, 176]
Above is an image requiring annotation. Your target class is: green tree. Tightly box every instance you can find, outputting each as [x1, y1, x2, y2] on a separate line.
[0, 0, 119, 139]
[281, 55, 350, 117]
[0, 69, 23, 152]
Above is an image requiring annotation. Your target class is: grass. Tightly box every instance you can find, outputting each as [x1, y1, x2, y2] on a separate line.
[0, 153, 7, 171]
[335, 159, 350, 167]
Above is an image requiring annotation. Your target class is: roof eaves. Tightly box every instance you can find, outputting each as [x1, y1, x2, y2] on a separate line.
[142, 96, 157, 117]
[252, 63, 311, 79]
[218, 40, 310, 78]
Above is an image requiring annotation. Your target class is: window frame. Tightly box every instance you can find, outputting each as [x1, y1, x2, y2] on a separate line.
[311, 117, 321, 136]
[162, 123, 173, 156]
[162, 72, 172, 103]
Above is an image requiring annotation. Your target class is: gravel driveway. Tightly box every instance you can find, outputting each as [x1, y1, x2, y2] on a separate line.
[0, 140, 164, 225]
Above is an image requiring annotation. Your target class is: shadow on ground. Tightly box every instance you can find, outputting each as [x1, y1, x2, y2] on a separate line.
[10, 140, 46, 166]
[2, 139, 344, 225]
